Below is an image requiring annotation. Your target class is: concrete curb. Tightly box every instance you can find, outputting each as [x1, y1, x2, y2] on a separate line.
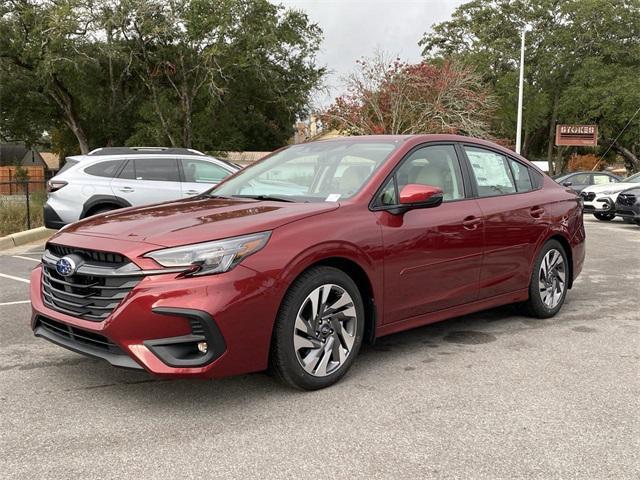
[0, 227, 55, 251]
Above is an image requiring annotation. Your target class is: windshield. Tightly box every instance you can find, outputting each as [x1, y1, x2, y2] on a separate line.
[625, 172, 640, 183]
[210, 140, 399, 202]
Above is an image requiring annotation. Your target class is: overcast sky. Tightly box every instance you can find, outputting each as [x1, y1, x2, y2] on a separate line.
[273, 0, 464, 106]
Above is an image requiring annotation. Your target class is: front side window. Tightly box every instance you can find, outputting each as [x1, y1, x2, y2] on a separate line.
[182, 159, 230, 183]
[593, 174, 616, 185]
[568, 173, 590, 185]
[84, 160, 123, 178]
[133, 158, 179, 182]
[211, 140, 398, 202]
[378, 144, 465, 206]
[465, 146, 516, 197]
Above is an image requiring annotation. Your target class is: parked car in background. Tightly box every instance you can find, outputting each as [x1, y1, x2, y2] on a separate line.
[31, 135, 585, 390]
[44, 147, 238, 229]
[581, 172, 640, 221]
[553, 171, 621, 193]
[614, 185, 640, 225]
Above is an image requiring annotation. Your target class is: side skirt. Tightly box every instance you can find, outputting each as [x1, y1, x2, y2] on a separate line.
[376, 289, 529, 338]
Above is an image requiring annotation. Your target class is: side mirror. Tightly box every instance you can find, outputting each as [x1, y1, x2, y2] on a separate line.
[562, 181, 573, 187]
[398, 184, 443, 210]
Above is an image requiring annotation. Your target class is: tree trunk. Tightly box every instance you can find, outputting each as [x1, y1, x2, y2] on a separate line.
[613, 140, 640, 173]
[49, 75, 90, 154]
[546, 91, 559, 174]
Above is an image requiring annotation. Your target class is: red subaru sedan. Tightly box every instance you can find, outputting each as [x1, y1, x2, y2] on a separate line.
[30, 135, 585, 390]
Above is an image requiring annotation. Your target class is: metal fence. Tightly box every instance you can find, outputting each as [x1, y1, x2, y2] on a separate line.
[0, 180, 48, 232]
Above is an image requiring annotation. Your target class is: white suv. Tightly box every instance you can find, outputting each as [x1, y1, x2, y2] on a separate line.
[581, 172, 640, 221]
[44, 147, 238, 229]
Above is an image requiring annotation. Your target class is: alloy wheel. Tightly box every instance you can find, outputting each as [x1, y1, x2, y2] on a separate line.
[538, 248, 566, 309]
[293, 284, 358, 377]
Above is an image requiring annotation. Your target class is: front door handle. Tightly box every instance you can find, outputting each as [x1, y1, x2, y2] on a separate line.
[462, 216, 482, 230]
[119, 187, 134, 193]
[185, 190, 200, 195]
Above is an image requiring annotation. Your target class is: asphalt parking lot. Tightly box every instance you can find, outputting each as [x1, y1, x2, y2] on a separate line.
[1, 216, 638, 479]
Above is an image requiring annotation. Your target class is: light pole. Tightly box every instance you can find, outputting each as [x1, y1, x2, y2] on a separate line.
[515, 28, 527, 154]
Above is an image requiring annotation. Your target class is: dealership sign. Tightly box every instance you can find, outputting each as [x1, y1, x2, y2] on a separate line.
[555, 124, 598, 146]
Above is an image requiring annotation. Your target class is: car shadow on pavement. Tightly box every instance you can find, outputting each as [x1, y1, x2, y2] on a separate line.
[51, 302, 557, 408]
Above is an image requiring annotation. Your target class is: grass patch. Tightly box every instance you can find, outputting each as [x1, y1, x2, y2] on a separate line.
[0, 191, 46, 236]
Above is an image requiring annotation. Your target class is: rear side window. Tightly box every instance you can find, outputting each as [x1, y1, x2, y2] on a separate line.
[118, 160, 135, 179]
[181, 159, 230, 183]
[84, 160, 123, 178]
[133, 158, 179, 182]
[464, 146, 516, 197]
[508, 158, 533, 192]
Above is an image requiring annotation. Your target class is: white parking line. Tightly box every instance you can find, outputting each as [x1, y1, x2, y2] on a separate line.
[0, 300, 30, 306]
[12, 255, 41, 263]
[0, 273, 30, 284]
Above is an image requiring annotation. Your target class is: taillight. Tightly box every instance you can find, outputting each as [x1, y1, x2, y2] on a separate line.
[47, 180, 68, 193]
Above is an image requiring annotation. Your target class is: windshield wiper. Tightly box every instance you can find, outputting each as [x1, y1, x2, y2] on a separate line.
[232, 194, 296, 203]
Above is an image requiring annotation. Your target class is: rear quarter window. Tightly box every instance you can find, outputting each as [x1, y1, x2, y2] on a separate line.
[84, 160, 123, 178]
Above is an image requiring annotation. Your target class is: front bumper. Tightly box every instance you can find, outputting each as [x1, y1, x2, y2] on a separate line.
[30, 260, 281, 379]
[582, 197, 615, 214]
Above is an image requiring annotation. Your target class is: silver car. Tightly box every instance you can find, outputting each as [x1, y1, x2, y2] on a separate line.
[44, 147, 238, 229]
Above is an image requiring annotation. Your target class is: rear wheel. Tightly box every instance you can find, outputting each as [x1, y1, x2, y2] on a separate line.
[522, 240, 569, 319]
[271, 266, 365, 390]
[85, 206, 118, 218]
[593, 212, 615, 221]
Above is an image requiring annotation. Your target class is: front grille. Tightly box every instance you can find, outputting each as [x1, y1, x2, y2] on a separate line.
[37, 316, 124, 354]
[581, 192, 596, 201]
[41, 245, 141, 321]
[48, 244, 126, 265]
[616, 193, 636, 207]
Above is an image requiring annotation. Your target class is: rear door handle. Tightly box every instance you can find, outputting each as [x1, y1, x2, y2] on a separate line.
[119, 187, 134, 193]
[185, 190, 200, 195]
[462, 216, 482, 230]
[530, 206, 545, 218]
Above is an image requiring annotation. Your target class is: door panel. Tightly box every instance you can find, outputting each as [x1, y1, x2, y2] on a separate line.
[379, 200, 484, 324]
[377, 144, 484, 325]
[475, 192, 548, 298]
[463, 145, 548, 298]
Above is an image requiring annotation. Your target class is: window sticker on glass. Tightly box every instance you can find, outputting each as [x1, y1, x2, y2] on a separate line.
[325, 194, 341, 202]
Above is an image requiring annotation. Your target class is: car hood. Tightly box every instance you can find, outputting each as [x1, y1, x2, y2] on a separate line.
[60, 197, 339, 247]
[583, 182, 639, 194]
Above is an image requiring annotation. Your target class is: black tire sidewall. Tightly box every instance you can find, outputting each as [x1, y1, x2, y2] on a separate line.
[272, 266, 365, 390]
[593, 212, 615, 221]
[527, 240, 569, 318]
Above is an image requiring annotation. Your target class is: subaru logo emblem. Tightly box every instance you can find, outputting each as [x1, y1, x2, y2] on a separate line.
[56, 256, 77, 277]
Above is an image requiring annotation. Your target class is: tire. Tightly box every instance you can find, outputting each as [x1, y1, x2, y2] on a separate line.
[522, 240, 569, 319]
[622, 217, 635, 224]
[593, 212, 615, 221]
[270, 266, 365, 390]
[86, 206, 117, 218]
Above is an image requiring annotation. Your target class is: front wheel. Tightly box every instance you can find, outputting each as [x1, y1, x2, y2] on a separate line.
[521, 240, 569, 319]
[593, 212, 615, 221]
[270, 266, 365, 390]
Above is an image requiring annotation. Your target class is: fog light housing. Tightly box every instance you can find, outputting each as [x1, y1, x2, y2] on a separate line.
[197, 341, 208, 354]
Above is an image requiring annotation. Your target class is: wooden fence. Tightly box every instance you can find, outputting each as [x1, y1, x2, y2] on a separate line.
[0, 166, 46, 195]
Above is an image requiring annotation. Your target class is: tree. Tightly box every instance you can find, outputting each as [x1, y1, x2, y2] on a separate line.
[420, 0, 640, 173]
[0, 0, 324, 153]
[325, 53, 495, 137]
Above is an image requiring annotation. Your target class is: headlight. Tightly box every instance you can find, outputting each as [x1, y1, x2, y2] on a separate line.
[145, 231, 271, 276]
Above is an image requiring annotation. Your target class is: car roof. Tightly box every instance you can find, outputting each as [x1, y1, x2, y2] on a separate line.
[88, 146, 206, 156]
